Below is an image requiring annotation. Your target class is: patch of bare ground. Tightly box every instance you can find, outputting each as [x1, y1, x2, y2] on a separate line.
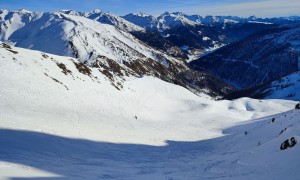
[56, 63, 72, 75]
[1, 43, 18, 54]
[92, 57, 127, 77]
[73, 61, 91, 76]
[41, 54, 49, 59]
[92, 57, 128, 90]
[44, 73, 69, 90]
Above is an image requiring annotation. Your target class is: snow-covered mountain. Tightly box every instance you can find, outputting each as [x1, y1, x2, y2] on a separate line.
[0, 9, 170, 65]
[0, 41, 299, 179]
[67, 10, 189, 59]
[123, 12, 285, 60]
[83, 9, 144, 32]
[124, 12, 300, 30]
[0, 9, 234, 97]
[45, 9, 145, 33]
[0, 10, 182, 82]
[1, 9, 295, 64]
[151, 12, 199, 30]
[191, 24, 300, 90]
[124, 12, 199, 31]
[124, 12, 225, 59]
[123, 12, 244, 31]
[122, 12, 157, 29]
[1, 9, 299, 97]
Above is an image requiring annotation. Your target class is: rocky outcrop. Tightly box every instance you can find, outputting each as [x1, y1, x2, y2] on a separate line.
[280, 137, 297, 150]
[296, 103, 300, 109]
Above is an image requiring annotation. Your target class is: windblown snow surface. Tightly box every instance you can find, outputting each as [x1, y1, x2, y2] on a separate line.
[0, 45, 300, 179]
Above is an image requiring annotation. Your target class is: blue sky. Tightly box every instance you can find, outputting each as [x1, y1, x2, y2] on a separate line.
[0, 0, 299, 17]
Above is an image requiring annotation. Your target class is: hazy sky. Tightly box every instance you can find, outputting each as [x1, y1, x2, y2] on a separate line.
[0, 0, 299, 17]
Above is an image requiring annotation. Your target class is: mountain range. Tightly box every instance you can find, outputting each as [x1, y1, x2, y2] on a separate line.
[191, 25, 300, 89]
[1, 8, 300, 99]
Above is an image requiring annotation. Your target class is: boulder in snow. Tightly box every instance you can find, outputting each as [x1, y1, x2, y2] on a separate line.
[295, 103, 300, 109]
[280, 137, 297, 150]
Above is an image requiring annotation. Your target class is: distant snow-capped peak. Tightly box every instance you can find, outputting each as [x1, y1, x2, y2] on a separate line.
[91, 9, 102, 14]
[124, 11, 199, 31]
[56, 9, 144, 32]
[85, 10, 144, 32]
[59, 9, 83, 16]
[157, 11, 198, 28]
[132, 12, 152, 18]
[17, 9, 32, 14]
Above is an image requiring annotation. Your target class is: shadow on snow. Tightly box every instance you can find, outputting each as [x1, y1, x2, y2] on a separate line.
[0, 111, 289, 179]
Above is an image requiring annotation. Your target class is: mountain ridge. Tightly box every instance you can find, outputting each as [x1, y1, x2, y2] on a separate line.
[190, 24, 300, 91]
[2, 9, 300, 99]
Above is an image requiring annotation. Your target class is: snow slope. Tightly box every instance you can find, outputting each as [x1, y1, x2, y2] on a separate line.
[0, 43, 299, 179]
[228, 71, 300, 101]
[258, 72, 300, 100]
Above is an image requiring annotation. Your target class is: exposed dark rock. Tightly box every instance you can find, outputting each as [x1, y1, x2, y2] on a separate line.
[280, 137, 297, 150]
[73, 62, 91, 76]
[2, 43, 12, 49]
[2, 43, 18, 54]
[42, 54, 49, 58]
[57, 63, 72, 75]
[44, 73, 69, 90]
[295, 103, 300, 109]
